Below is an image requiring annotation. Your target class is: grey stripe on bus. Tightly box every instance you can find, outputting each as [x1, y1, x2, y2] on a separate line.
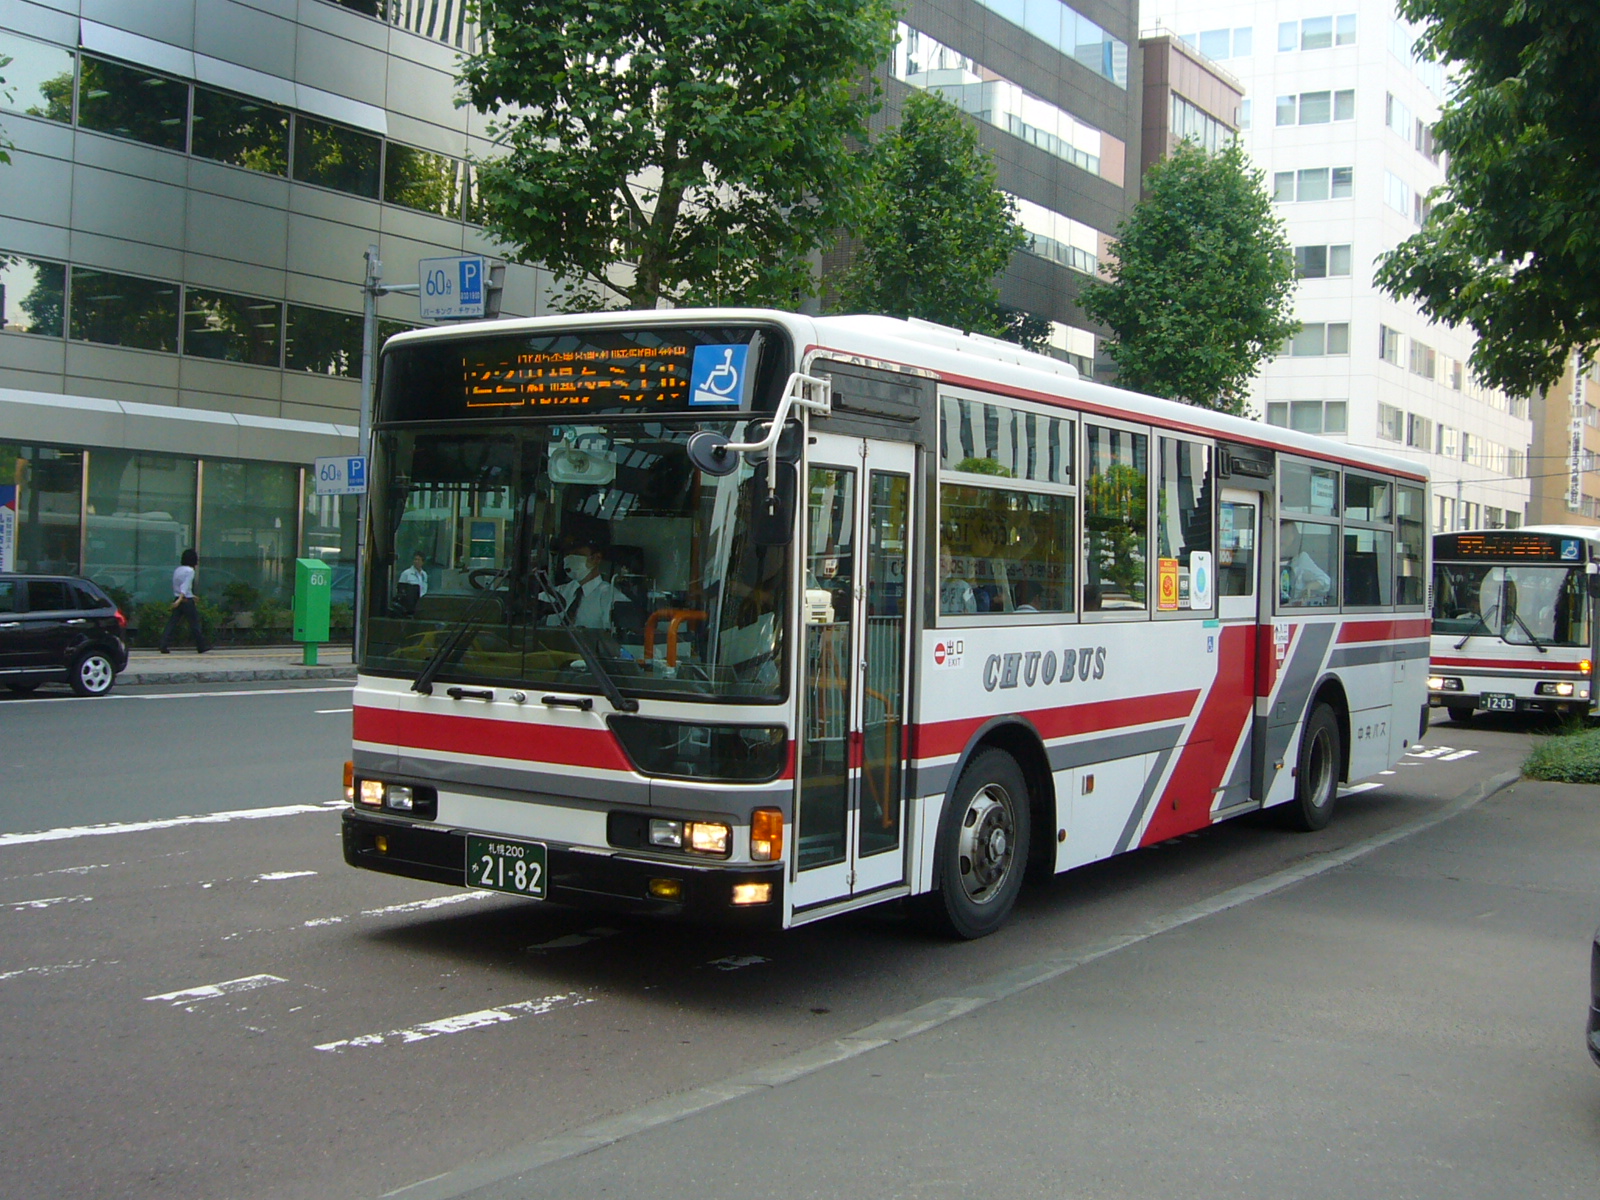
[1261, 622, 1338, 781]
[1328, 641, 1430, 668]
[1112, 746, 1176, 854]
[911, 722, 1185, 803]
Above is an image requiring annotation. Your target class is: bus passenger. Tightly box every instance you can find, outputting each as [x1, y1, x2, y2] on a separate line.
[939, 548, 976, 614]
[1279, 521, 1332, 606]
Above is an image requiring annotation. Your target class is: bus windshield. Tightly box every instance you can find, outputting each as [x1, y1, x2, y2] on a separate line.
[361, 419, 790, 702]
[1432, 561, 1590, 648]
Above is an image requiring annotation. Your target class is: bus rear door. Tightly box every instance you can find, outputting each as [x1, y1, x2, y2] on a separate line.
[1217, 487, 1268, 812]
[790, 433, 915, 916]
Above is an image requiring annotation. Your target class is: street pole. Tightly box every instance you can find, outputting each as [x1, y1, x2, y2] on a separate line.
[356, 245, 380, 659]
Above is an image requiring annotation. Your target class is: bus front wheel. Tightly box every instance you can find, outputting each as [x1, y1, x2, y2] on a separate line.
[1282, 703, 1342, 832]
[928, 749, 1031, 939]
[1445, 705, 1474, 724]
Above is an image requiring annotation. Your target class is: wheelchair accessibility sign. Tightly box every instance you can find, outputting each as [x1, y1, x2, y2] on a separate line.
[689, 344, 749, 406]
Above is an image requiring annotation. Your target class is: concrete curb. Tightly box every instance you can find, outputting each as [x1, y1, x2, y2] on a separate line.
[121, 666, 355, 685]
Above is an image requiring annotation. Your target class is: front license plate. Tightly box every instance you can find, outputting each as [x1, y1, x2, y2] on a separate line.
[466, 834, 547, 899]
[1482, 693, 1517, 712]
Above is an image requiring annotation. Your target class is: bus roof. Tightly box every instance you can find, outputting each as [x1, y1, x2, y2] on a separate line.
[383, 308, 1429, 483]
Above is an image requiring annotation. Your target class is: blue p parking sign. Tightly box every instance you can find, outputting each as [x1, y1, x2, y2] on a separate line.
[689, 343, 749, 406]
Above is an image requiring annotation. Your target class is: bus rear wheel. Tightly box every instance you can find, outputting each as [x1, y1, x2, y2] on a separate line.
[1282, 703, 1342, 832]
[1445, 705, 1474, 724]
[927, 749, 1030, 939]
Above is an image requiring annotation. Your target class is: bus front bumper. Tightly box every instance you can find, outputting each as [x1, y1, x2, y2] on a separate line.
[341, 809, 784, 927]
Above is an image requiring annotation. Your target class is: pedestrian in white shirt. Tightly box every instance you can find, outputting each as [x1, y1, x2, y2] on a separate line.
[398, 552, 430, 597]
[160, 547, 210, 653]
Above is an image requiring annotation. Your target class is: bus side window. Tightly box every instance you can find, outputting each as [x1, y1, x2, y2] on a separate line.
[1219, 502, 1255, 596]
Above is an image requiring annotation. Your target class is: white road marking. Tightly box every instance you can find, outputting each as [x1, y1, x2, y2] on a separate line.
[2, 685, 353, 706]
[360, 893, 493, 918]
[1338, 782, 1383, 796]
[708, 955, 770, 971]
[0, 961, 98, 982]
[1407, 745, 1452, 758]
[303, 917, 344, 927]
[145, 973, 286, 1005]
[315, 993, 592, 1052]
[526, 927, 618, 952]
[1440, 748, 1479, 761]
[1379, 770, 1396, 776]
[0, 803, 337, 848]
[256, 870, 317, 882]
[8, 895, 92, 911]
[316, 708, 353, 714]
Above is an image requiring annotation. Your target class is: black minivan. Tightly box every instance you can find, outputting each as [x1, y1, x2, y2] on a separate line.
[0, 574, 129, 696]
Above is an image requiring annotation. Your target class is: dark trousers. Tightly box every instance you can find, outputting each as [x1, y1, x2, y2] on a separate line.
[161, 597, 209, 652]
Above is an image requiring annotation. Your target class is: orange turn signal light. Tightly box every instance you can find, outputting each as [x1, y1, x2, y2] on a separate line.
[343, 760, 355, 802]
[750, 808, 784, 861]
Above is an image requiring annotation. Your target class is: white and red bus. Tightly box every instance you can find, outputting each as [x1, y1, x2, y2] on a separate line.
[343, 310, 1431, 937]
[1429, 527, 1600, 722]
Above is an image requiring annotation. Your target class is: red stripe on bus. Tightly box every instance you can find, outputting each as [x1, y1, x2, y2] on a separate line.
[1140, 625, 1258, 846]
[353, 706, 634, 771]
[1337, 618, 1432, 643]
[911, 690, 1201, 762]
[1430, 655, 1587, 672]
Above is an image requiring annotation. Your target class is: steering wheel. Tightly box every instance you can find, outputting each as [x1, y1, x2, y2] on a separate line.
[467, 568, 509, 591]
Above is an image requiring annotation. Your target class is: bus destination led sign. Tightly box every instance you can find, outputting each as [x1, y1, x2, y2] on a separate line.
[1439, 532, 1585, 562]
[464, 345, 690, 411]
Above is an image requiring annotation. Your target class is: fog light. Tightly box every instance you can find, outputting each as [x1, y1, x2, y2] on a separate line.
[648, 878, 682, 901]
[687, 821, 731, 856]
[385, 785, 414, 811]
[1427, 676, 1445, 691]
[343, 760, 355, 802]
[374, 835, 388, 853]
[731, 882, 772, 906]
[649, 819, 684, 849]
[358, 779, 384, 807]
[750, 808, 784, 861]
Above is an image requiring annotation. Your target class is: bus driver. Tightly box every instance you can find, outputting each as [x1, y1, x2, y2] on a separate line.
[545, 538, 627, 631]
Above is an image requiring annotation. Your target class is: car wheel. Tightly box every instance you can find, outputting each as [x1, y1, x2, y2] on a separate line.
[1445, 704, 1474, 724]
[6, 681, 40, 695]
[926, 749, 1031, 940]
[70, 651, 117, 697]
[1281, 702, 1342, 832]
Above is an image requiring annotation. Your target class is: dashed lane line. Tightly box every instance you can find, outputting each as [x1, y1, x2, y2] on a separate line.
[1, 685, 353, 706]
[145, 973, 286, 1005]
[0, 801, 345, 848]
[315, 993, 592, 1053]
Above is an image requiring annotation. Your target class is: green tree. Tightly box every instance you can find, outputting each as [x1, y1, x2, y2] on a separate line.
[834, 90, 1028, 336]
[461, 0, 898, 311]
[1374, 1, 1600, 396]
[1079, 141, 1298, 415]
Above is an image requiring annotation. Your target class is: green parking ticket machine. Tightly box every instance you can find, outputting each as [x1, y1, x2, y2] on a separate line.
[293, 558, 332, 665]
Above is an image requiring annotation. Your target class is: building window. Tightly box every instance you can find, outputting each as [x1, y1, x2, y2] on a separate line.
[285, 304, 364, 376]
[1084, 424, 1148, 612]
[292, 115, 382, 199]
[1284, 322, 1350, 357]
[1377, 402, 1405, 442]
[1294, 244, 1352, 278]
[1408, 339, 1437, 379]
[1276, 90, 1355, 125]
[191, 86, 289, 177]
[1406, 413, 1432, 450]
[1171, 94, 1232, 154]
[1436, 425, 1459, 458]
[1185, 28, 1252, 59]
[200, 460, 302, 604]
[76, 56, 190, 152]
[1280, 15, 1357, 51]
[1266, 400, 1347, 435]
[0, 30, 75, 125]
[84, 451, 198, 604]
[0, 444, 84, 573]
[1010, 195, 1103, 276]
[182, 288, 284, 367]
[893, 25, 1122, 183]
[1379, 325, 1402, 365]
[67, 267, 180, 353]
[0, 254, 66, 336]
[1275, 168, 1353, 202]
[971, 0, 1129, 88]
[384, 144, 470, 218]
[1238, 98, 1252, 129]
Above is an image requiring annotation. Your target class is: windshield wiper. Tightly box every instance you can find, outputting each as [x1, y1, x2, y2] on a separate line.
[532, 567, 640, 713]
[1503, 608, 1550, 653]
[411, 571, 509, 695]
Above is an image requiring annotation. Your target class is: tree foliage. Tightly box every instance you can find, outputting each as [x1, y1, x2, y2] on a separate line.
[1374, 1, 1600, 396]
[834, 90, 1027, 336]
[461, 0, 898, 311]
[1079, 140, 1298, 415]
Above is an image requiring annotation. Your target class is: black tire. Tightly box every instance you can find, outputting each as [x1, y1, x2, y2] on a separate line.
[69, 650, 117, 697]
[927, 749, 1031, 939]
[1445, 704, 1474, 724]
[1281, 703, 1342, 832]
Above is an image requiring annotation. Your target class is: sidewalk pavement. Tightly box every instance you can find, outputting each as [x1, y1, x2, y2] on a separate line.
[121, 644, 354, 686]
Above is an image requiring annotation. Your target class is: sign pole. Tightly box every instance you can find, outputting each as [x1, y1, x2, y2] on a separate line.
[355, 245, 381, 658]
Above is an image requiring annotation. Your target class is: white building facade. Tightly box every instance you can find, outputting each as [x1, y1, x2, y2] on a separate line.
[1143, 0, 1530, 533]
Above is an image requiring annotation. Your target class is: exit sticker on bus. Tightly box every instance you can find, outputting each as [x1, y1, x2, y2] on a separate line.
[932, 639, 964, 669]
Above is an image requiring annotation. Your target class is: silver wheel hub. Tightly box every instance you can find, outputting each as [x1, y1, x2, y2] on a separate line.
[80, 657, 112, 691]
[957, 784, 1016, 905]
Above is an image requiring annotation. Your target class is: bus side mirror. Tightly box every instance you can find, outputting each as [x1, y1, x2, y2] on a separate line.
[751, 462, 795, 547]
[1588, 575, 1600, 599]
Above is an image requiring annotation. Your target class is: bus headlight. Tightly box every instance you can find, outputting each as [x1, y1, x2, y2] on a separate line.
[1427, 676, 1444, 690]
[1536, 682, 1576, 698]
[358, 779, 384, 807]
[385, 785, 415, 811]
[1429, 677, 1462, 692]
[687, 821, 731, 856]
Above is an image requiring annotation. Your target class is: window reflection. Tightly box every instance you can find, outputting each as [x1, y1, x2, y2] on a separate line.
[384, 143, 468, 217]
[201, 460, 300, 604]
[0, 254, 65, 336]
[1084, 425, 1148, 611]
[68, 267, 180, 352]
[940, 395, 1072, 484]
[84, 451, 197, 604]
[1011, 194, 1102, 275]
[1155, 439, 1213, 610]
[971, 0, 1128, 88]
[292, 116, 381, 198]
[0, 443, 83, 574]
[77, 56, 188, 152]
[939, 485, 1074, 614]
[183, 288, 284, 366]
[191, 86, 289, 176]
[285, 304, 363, 375]
[0, 30, 75, 124]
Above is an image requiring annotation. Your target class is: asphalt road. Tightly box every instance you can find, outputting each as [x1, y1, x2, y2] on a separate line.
[1, 692, 1594, 1200]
